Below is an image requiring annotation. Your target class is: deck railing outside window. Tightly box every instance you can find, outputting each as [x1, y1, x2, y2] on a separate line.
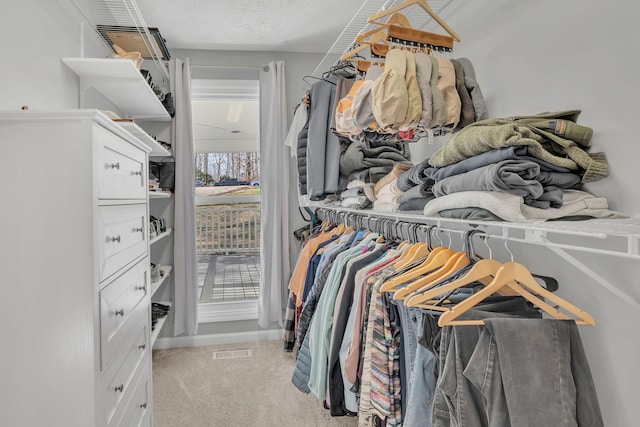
[196, 200, 260, 255]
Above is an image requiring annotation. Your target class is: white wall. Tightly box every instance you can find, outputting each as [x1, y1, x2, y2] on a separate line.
[0, 0, 117, 112]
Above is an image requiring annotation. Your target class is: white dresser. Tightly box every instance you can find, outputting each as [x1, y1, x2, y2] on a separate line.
[0, 110, 153, 426]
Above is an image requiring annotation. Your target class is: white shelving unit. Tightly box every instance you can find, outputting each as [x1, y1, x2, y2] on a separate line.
[151, 265, 173, 297]
[117, 120, 171, 156]
[150, 228, 173, 245]
[149, 191, 172, 199]
[151, 301, 172, 347]
[62, 57, 170, 121]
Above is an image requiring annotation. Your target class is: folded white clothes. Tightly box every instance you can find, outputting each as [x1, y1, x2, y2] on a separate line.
[423, 189, 627, 222]
[347, 179, 376, 202]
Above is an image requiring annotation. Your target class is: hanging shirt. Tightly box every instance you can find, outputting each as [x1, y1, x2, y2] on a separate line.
[307, 233, 379, 401]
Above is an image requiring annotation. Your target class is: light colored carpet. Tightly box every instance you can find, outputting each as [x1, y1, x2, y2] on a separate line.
[152, 340, 358, 427]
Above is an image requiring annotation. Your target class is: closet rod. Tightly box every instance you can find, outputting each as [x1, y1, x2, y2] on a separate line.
[314, 206, 640, 259]
[316, 207, 640, 311]
[191, 64, 270, 72]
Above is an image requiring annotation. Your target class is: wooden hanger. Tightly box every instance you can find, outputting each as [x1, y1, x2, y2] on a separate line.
[394, 251, 470, 300]
[380, 246, 454, 292]
[341, 30, 390, 62]
[405, 258, 506, 308]
[353, 12, 412, 44]
[393, 242, 430, 270]
[438, 261, 596, 326]
[405, 232, 522, 306]
[387, 24, 454, 50]
[367, 0, 461, 42]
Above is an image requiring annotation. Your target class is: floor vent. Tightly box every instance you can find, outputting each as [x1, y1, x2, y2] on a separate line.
[212, 349, 252, 360]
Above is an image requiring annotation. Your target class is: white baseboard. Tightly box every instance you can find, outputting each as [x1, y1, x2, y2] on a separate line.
[153, 328, 284, 349]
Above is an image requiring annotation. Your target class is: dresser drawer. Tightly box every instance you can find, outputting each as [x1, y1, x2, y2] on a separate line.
[98, 203, 148, 282]
[101, 322, 149, 427]
[100, 259, 149, 370]
[117, 363, 151, 427]
[96, 123, 147, 200]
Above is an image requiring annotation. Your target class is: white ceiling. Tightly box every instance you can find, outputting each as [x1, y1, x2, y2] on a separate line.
[135, 0, 368, 53]
[191, 79, 260, 153]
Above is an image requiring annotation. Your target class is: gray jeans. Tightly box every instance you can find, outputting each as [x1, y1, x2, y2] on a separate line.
[433, 313, 603, 427]
[465, 318, 604, 427]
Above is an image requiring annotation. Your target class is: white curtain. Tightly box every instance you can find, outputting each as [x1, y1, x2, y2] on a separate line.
[258, 61, 290, 328]
[170, 58, 198, 336]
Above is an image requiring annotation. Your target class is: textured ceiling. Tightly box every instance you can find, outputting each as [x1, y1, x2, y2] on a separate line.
[135, 0, 367, 53]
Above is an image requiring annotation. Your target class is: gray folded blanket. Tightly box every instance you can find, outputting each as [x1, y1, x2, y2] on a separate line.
[433, 159, 583, 208]
[424, 146, 574, 182]
[433, 159, 542, 198]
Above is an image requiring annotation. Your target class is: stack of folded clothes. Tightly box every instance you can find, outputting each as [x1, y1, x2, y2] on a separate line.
[395, 159, 436, 212]
[419, 110, 626, 221]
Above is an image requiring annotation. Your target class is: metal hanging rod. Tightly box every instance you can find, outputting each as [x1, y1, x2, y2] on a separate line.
[314, 206, 640, 259]
[315, 206, 640, 311]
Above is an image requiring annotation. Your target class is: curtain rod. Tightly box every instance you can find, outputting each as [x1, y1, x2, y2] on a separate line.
[191, 64, 270, 72]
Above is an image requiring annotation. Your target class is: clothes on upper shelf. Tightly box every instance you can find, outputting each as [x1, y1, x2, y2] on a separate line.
[285, 222, 604, 426]
[325, 108, 624, 220]
[333, 53, 487, 141]
[428, 110, 608, 183]
[289, 55, 487, 202]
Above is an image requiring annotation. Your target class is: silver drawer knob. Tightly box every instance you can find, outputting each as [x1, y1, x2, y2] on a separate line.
[140, 403, 147, 409]
[114, 384, 124, 393]
[108, 162, 120, 170]
[133, 227, 143, 233]
[132, 170, 142, 176]
[108, 235, 121, 243]
[114, 309, 124, 316]
[135, 285, 147, 292]
[138, 343, 146, 350]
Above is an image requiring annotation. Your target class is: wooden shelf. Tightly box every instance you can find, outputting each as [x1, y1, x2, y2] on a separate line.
[62, 57, 170, 121]
[116, 121, 171, 156]
[150, 228, 172, 245]
[151, 265, 172, 297]
[151, 301, 172, 347]
[149, 191, 172, 199]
